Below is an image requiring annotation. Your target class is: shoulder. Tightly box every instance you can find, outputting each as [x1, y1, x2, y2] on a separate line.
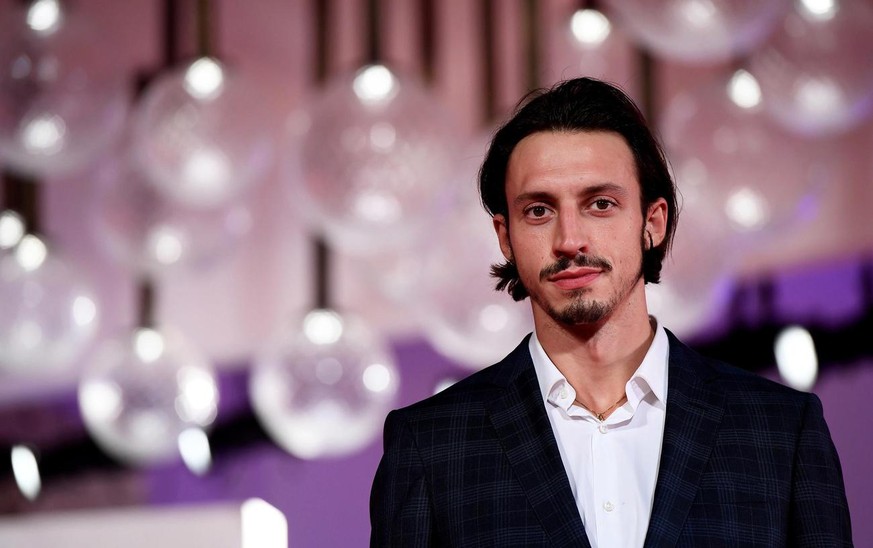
[666, 330, 814, 408]
[386, 335, 533, 424]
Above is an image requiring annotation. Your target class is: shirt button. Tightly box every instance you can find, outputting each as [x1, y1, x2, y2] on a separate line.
[598, 423, 608, 434]
[559, 387, 567, 399]
[603, 501, 614, 512]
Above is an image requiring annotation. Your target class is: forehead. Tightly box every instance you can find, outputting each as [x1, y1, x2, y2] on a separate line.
[506, 130, 638, 193]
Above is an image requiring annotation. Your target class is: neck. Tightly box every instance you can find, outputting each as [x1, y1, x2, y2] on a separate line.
[533, 287, 655, 411]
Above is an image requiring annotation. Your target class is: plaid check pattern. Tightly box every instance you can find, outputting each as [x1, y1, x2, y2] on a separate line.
[371, 332, 852, 547]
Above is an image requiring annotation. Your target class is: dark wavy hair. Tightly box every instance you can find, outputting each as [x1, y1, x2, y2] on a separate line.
[479, 77, 679, 301]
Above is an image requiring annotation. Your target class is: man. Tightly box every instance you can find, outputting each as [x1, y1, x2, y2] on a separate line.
[370, 78, 852, 547]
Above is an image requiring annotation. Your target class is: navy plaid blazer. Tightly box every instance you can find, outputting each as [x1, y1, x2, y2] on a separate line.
[370, 331, 852, 547]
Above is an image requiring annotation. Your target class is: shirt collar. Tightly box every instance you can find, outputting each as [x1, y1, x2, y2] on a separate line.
[629, 320, 669, 406]
[529, 334, 568, 405]
[529, 319, 670, 410]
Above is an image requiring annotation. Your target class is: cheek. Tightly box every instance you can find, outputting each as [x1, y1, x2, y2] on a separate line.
[507, 223, 544, 255]
[598, 224, 643, 264]
[509, 233, 548, 275]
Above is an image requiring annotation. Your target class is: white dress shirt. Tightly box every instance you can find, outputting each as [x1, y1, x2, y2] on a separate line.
[529, 323, 670, 548]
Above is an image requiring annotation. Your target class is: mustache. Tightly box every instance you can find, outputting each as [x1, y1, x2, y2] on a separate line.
[540, 254, 613, 281]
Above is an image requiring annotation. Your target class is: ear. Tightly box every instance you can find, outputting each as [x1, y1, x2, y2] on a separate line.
[492, 214, 513, 261]
[644, 198, 668, 248]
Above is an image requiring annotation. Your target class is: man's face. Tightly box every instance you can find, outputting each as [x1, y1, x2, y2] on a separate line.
[493, 130, 666, 328]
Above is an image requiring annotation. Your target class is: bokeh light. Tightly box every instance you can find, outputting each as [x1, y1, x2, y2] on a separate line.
[0, 210, 26, 250]
[570, 8, 612, 47]
[775, 325, 818, 391]
[241, 499, 288, 548]
[178, 426, 212, 476]
[10, 445, 41, 501]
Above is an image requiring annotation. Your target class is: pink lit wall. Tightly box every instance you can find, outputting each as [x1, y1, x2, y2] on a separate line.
[0, 1, 871, 546]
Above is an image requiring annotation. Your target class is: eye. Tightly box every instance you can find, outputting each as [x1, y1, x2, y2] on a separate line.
[529, 205, 548, 217]
[591, 199, 615, 211]
[523, 204, 551, 219]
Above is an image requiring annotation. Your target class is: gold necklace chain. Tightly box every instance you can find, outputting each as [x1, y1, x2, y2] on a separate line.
[573, 394, 627, 421]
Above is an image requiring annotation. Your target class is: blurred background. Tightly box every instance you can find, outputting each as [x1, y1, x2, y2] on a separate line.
[0, 0, 871, 546]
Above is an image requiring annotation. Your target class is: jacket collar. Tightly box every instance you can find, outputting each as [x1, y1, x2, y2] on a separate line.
[643, 330, 725, 548]
[485, 331, 725, 548]
[486, 336, 592, 547]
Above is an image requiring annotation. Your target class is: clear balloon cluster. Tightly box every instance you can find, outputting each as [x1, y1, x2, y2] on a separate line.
[73, 54, 279, 467]
[597, 0, 873, 135]
[0, 1, 274, 468]
[563, 0, 861, 336]
[1, 0, 865, 469]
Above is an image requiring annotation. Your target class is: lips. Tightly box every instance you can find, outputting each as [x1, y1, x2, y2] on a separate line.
[548, 268, 602, 290]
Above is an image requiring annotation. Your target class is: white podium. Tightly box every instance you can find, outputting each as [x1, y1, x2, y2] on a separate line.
[0, 498, 288, 548]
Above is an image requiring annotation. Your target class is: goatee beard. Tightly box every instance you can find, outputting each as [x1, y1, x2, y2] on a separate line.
[536, 239, 645, 326]
[549, 296, 613, 325]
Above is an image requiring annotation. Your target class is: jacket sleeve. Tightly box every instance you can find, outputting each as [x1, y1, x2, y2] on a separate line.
[788, 393, 853, 546]
[370, 410, 437, 547]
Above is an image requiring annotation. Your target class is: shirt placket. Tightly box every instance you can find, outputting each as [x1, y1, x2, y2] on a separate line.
[592, 416, 626, 547]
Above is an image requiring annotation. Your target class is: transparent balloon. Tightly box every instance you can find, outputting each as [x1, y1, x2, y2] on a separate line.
[0, 2, 129, 177]
[602, 0, 789, 63]
[88, 149, 253, 277]
[539, 6, 639, 91]
[749, 0, 873, 137]
[287, 64, 461, 254]
[250, 309, 399, 459]
[661, 72, 823, 246]
[132, 57, 274, 208]
[646, 192, 735, 338]
[362, 136, 533, 369]
[0, 235, 100, 374]
[78, 326, 219, 467]
[546, 7, 628, 82]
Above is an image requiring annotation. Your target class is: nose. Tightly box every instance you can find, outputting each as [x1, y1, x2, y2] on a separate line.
[553, 209, 588, 258]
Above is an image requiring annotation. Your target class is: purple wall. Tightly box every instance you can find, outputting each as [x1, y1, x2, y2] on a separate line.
[145, 339, 465, 547]
[816, 361, 873, 543]
[143, 338, 871, 547]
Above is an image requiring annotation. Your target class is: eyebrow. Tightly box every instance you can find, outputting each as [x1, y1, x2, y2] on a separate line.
[512, 183, 629, 206]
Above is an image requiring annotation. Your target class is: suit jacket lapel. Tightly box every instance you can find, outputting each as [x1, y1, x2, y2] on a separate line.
[644, 331, 726, 548]
[485, 339, 591, 548]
